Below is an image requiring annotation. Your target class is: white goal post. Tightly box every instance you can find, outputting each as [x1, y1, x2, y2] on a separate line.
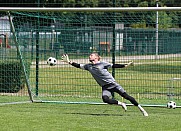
[0, 7, 181, 12]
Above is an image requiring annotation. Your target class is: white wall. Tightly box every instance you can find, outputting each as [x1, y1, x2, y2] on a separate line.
[0, 16, 11, 37]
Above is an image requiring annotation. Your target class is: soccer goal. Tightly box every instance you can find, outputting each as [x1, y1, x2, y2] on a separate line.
[0, 7, 181, 107]
[167, 78, 181, 100]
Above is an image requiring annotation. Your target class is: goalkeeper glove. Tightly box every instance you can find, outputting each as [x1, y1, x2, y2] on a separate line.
[61, 54, 70, 63]
[126, 61, 134, 67]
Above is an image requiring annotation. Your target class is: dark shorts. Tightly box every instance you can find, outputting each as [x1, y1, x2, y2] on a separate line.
[102, 83, 126, 97]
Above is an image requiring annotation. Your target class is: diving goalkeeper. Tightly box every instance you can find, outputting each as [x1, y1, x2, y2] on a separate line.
[62, 53, 148, 116]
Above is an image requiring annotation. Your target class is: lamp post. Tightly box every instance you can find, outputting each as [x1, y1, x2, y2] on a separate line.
[155, 0, 159, 59]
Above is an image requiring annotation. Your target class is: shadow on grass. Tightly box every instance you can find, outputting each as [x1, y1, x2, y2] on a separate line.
[65, 112, 125, 116]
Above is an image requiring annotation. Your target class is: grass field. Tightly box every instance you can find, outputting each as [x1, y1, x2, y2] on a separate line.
[0, 103, 180, 131]
[1, 55, 181, 130]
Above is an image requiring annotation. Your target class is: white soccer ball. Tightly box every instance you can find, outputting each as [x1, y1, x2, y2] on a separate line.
[167, 101, 176, 109]
[47, 57, 57, 66]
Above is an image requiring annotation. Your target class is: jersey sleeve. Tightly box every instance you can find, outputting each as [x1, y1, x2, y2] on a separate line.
[103, 62, 113, 69]
[71, 62, 80, 68]
[112, 64, 125, 68]
[103, 62, 125, 68]
[80, 64, 87, 70]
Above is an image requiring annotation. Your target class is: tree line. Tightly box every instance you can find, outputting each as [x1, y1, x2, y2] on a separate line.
[0, 0, 181, 7]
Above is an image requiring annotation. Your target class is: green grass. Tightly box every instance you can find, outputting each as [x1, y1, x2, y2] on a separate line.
[1, 56, 181, 130]
[0, 103, 180, 131]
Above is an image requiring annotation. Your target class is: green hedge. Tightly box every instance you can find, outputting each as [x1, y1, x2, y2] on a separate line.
[0, 61, 31, 93]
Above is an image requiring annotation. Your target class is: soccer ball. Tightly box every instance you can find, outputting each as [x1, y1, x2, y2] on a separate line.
[167, 101, 176, 109]
[47, 57, 57, 66]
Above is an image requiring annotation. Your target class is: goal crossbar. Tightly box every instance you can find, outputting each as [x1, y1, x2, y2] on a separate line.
[0, 7, 181, 12]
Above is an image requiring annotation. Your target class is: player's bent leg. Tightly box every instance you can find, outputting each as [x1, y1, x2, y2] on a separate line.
[114, 85, 138, 106]
[102, 95, 127, 111]
[121, 92, 139, 106]
[120, 92, 148, 116]
[102, 95, 117, 104]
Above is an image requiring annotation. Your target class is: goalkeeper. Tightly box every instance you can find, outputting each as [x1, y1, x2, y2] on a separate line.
[62, 53, 148, 116]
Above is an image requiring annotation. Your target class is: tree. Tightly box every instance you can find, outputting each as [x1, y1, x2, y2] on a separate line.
[43, 0, 99, 7]
[0, 0, 42, 7]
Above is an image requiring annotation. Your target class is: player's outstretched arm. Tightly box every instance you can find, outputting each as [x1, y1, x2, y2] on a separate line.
[61, 54, 80, 68]
[125, 61, 134, 67]
[112, 61, 134, 68]
[61, 54, 70, 63]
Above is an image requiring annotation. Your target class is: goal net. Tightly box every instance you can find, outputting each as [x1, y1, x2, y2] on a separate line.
[1, 7, 181, 106]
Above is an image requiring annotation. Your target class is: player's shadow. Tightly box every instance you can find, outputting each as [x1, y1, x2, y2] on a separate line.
[65, 112, 124, 116]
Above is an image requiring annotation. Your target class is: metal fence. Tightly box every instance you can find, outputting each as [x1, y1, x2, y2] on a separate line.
[0, 9, 181, 106]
